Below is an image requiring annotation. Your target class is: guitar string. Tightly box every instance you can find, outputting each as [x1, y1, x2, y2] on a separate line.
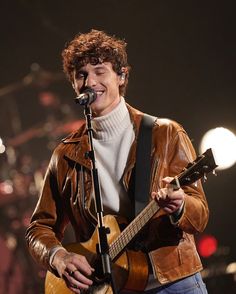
[109, 200, 159, 260]
[109, 203, 157, 259]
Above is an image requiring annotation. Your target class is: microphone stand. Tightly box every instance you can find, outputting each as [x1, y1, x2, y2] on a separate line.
[83, 104, 117, 294]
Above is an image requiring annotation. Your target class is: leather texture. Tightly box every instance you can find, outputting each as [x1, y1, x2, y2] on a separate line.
[25, 103, 209, 285]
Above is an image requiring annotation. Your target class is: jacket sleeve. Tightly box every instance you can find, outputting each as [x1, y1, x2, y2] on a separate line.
[154, 119, 209, 234]
[25, 148, 69, 270]
[169, 125, 209, 234]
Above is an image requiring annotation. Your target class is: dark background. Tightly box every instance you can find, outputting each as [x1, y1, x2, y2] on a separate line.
[0, 1, 235, 293]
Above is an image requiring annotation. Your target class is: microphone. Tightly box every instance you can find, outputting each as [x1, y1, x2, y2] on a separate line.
[74, 88, 97, 106]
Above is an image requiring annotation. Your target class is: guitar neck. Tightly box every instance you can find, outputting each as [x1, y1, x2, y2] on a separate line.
[108, 148, 217, 261]
[109, 199, 160, 261]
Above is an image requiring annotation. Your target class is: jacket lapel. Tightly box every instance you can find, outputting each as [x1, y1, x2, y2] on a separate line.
[63, 134, 92, 170]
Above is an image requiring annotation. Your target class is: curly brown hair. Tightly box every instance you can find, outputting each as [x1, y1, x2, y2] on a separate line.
[62, 29, 130, 96]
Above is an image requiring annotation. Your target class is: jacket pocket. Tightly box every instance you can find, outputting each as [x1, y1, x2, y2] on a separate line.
[150, 236, 200, 277]
[150, 244, 182, 272]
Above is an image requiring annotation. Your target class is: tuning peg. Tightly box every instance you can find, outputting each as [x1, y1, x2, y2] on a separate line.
[202, 165, 209, 172]
[204, 174, 208, 182]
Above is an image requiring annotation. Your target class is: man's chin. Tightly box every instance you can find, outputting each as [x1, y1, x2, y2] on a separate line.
[90, 104, 102, 117]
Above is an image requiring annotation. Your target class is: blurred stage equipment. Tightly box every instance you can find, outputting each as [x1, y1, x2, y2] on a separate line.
[5, 119, 84, 148]
[0, 167, 46, 292]
[0, 63, 65, 98]
[0, 63, 83, 159]
[200, 127, 236, 170]
[196, 233, 236, 293]
[202, 260, 236, 294]
[0, 63, 79, 293]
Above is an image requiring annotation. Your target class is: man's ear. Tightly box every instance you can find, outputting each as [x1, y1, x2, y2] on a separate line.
[121, 73, 126, 80]
[119, 67, 127, 85]
[119, 73, 125, 86]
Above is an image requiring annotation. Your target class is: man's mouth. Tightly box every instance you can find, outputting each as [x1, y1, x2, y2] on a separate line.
[95, 90, 104, 97]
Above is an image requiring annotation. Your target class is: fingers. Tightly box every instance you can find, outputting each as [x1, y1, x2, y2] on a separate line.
[156, 195, 184, 214]
[65, 267, 93, 285]
[66, 254, 94, 277]
[156, 187, 183, 202]
[162, 176, 181, 191]
[53, 251, 94, 292]
[65, 269, 93, 293]
[151, 177, 185, 214]
[66, 279, 86, 293]
[73, 255, 94, 276]
[161, 176, 174, 185]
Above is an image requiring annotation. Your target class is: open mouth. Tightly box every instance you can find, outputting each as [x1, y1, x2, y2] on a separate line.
[95, 90, 104, 98]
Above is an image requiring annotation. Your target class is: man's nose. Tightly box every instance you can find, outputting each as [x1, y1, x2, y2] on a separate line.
[84, 74, 97, 88]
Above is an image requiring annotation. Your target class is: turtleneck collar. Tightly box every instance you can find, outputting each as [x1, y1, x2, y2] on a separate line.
[92, 97, 131, 141]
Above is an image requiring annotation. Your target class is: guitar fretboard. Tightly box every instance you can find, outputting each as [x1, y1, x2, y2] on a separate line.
[109, 199, 160, 261]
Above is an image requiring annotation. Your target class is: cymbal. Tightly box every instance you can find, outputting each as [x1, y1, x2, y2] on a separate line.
[6, 119, 84, 147]
[0, 63, 65, 98]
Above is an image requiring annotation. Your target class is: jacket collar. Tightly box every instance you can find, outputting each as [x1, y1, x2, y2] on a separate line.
[62, 103, 144, 170]
[62, 123, 91, 169]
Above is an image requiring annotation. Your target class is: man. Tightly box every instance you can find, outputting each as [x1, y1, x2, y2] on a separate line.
[26, 29, 208, 293]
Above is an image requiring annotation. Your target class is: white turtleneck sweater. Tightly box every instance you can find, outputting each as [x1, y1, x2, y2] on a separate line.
[92, 97, 135, 219]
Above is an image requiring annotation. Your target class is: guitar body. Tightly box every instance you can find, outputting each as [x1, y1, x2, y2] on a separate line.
[45, 215, 149, 293]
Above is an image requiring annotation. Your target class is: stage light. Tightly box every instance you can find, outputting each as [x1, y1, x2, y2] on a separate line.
[199, 127, 236, 170]
[0, 181, 13, 194]
[197, 234, 218, 258]
[0, 137, 6, 154]
[226, 262, 236, 274]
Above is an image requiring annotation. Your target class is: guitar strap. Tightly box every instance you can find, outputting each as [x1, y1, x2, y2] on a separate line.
[134, 113, 156, 216]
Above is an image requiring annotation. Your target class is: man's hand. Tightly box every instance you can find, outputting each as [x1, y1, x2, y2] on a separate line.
[52, 249, 94, 293]
[152, 176, 185, 214]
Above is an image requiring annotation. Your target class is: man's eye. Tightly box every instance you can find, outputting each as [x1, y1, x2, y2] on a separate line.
[96, 71, 105, 75]
[76, 72, 87, 79]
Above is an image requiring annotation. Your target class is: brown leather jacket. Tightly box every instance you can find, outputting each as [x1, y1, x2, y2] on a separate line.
[26, 103, 209, 285]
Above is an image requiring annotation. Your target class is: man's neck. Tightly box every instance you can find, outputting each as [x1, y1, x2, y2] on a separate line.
[92, 97, 130, 141]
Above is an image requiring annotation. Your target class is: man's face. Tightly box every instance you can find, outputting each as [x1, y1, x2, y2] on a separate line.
[72, 62, 124, 117]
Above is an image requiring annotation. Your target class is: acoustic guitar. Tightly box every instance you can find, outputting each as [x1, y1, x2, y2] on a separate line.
[45, 148, 217, 293]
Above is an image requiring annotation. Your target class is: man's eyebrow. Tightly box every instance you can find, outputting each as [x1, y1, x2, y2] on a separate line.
[77, 69, 87, 73]
[75, 64, 108, 74]
[75, 70, 87, 76]
[94, 64, 105, 68]
[94, 65, 108, 70]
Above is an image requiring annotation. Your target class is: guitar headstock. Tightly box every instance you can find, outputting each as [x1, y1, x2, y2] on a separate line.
[171, 148, 218, 187]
